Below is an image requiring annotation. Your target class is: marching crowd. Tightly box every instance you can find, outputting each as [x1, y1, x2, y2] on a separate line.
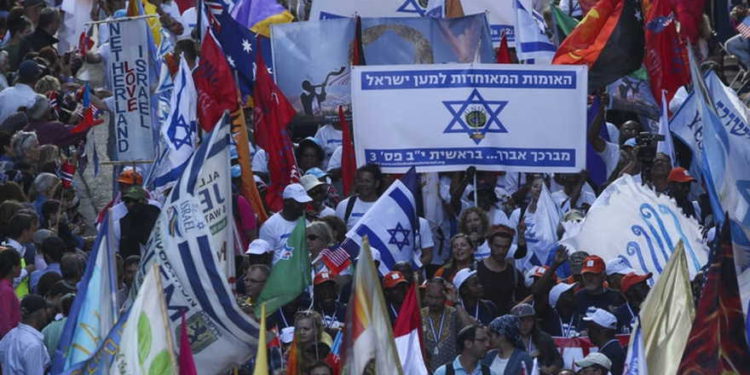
[0, 0, 743, 374]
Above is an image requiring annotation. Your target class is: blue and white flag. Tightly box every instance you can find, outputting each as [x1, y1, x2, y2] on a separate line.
[462, 0, 516, 47]
[623, 320, 648, 375]
[310, 0, 434, 19]
[151, 57, 197, 190]
[656, 90, 676, 162]
[513, 0, 555, 64]
[340, 168, 421, 274]
[687, 48, 750, 334]
[136, 113, 253, 373]
[53, 214, 119, 373]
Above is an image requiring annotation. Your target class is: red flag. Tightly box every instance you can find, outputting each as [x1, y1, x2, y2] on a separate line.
[179, 313, 197, 375]
[393, 284, 428, 374]
[70, 83, 104, 134]
[677, 222, 750, 373]
[496, 33, 512, 63]
[253, 47, 299, 212]
[60, 161, 75, 189]
[644, 0, 689, 103]
[174, 0, 193, 13]
[339, 106, 356, 196]
[671, 0, 705, 42]
[78, 31, 93, 57]
[194, 31, 239, 131]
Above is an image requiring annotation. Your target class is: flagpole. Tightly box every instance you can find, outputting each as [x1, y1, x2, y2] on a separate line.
[197, 0, 202, 41]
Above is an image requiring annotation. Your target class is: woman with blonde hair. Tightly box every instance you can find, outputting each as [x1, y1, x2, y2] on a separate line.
[434, 233, 477, 282]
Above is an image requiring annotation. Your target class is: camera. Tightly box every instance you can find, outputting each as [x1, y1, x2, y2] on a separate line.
[635, 132, 665, 163]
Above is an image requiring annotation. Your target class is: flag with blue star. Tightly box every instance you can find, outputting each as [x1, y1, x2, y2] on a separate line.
[397, 0, 427, 16]
[443, 88, 508, 144]
[339, 168, 422, 274]
[152, 57, 197, 189]
[205, 0, 274, 100]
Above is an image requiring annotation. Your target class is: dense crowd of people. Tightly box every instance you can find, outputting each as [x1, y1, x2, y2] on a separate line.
[0, 0, 745, 373]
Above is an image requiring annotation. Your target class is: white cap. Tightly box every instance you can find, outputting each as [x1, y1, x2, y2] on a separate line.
[282, 183, 312, 203]
[582, 307, 617, 330]
[606, 257, 635, 276]
[576, 352, 612, 370]
[280, 326, 295, 344]
[524, 266, 545, 288]
[300, 174, 324, 192]
[453, 268, 477, 291]
[548, 282, 575, 308]
[245, 239, 272, 255]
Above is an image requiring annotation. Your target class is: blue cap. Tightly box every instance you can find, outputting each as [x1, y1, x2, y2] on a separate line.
[231, 164, 241, 178]
[305, 167, 328, 179]
[623, 137, 637, 148]
[230, 145, 239, 160]
[18, 60, 41, 82]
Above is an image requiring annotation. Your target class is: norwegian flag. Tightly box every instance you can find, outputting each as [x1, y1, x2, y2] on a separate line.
[46, 90, 60, 118]
[320, 247, 352, 275]
[70, 83, 104, 134]
[738, 16, 750, 39]
[78, 30, 94, 57]
[60, 161, 76, 189]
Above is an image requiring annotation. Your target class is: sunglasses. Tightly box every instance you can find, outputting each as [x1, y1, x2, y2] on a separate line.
[307, 234, 320, 241]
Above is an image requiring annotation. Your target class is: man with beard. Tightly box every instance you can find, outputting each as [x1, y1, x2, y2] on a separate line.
[118, 186, 160, 259]
[312, 271, 346, 335]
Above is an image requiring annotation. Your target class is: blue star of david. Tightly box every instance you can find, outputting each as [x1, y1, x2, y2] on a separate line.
[397, 0, 426, 16]
[443, 89, 508, 144]
[166, 70, 195, 150]
[387, 222, 411, 251]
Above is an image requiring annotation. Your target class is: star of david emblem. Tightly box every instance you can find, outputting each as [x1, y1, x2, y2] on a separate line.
[166, 70, 195, 150]
[443, 89, 508, 144]
[387, 222, 411, 251]
[279, 243, 293, 260]
[397, 0, 427, 16]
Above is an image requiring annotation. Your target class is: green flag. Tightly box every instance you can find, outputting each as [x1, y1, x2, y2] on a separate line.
[551, 4, 579, 43]
[256, 218, 310, 317]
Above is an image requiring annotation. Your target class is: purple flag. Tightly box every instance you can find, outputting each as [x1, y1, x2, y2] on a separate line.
[230, 0, 288, 30]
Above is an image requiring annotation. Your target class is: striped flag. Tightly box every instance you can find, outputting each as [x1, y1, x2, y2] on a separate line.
[393, 284, 428, 375]
[738, 16, 750, 38]
[320, 247, 352, 275]
[339, 168, 421, 274]
[342, 236, 403, 374]
[513, 0, 556, 63]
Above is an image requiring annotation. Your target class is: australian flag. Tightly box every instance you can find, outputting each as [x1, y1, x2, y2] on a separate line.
[205, 0, 274, 100]
[339, 167, 422, 274]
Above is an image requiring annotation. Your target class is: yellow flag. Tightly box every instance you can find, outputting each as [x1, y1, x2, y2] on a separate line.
[639, 241, 695, 375]
[252, 303, 268, 375]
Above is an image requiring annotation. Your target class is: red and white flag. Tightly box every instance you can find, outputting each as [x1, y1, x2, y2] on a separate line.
[393, 283, 428, 375]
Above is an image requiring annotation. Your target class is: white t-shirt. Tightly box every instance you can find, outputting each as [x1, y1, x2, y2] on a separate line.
[597, 141, 621, 180]
[335, 197, 376, 230]
[317, 205, 336, 218]
[314, 124, 342, 163]
[249, 143, 269, 174]
[490, 355, 510, 375]
[259, 213, 298, 264]
[327, 145, 342, 172]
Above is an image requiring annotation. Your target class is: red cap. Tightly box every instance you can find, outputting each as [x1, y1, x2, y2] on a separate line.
[581, 255, 606, 274]
[383, 271, 408, 289]
[620, 272, 652, 293]
[313, 272, 335, 286]
[668, 167, 695, 183]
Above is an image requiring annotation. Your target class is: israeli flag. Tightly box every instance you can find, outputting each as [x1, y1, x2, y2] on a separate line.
[513, 0, 556, 64]
[688, 47, 750, 341]
[53, 214, 119, 373]
[151, 57, 197, 189]
[340, 168, 421, 274]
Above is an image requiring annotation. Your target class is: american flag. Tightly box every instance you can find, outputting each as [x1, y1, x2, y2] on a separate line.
[738, 16, 750, 39]
[203, 0, 274, 100]
[320, 247, 352, 275]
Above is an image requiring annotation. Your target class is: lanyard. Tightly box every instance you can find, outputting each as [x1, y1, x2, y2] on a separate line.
[390, 304, 399, 318]
[559, 314, 575, 337]
[428, 310, 446, 343]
